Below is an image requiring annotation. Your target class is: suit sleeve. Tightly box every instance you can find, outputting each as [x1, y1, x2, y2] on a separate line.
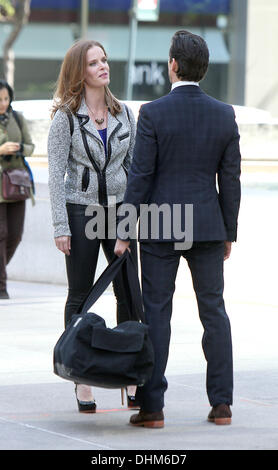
[217, 109, 241, 242]
[117, 104, 158, 240]
[123, 104, 158, 208]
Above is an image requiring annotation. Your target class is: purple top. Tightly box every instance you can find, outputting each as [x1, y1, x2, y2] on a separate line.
[98, 128, 107, 157]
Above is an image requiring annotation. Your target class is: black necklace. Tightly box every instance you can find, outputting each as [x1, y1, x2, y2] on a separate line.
[86, 102, 106, 125]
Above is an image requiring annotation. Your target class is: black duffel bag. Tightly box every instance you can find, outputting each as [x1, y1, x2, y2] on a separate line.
[53, 251, 154, 389]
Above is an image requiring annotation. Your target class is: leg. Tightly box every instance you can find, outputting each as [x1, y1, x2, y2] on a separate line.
[185, 241, 233, 406]
[102, 206, 139, 404]
[6, 201, 26, 264]
[136, 242, 180, 412]
[101, 204, 138, 324]
[65, 203, 101, 407]
[0, 203, 8, 292]
[65, 203, 100, 326]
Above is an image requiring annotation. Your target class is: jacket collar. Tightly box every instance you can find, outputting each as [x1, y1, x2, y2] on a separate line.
[170, 85, 205, 96]
[76, 97, 122, 142]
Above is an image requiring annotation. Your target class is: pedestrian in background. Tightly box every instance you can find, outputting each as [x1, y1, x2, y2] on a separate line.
[0, 80, 35, 300]
[48, 39, 138, 413]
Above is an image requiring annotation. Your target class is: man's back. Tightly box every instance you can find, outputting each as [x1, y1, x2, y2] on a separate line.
[125, 85, 241, 242]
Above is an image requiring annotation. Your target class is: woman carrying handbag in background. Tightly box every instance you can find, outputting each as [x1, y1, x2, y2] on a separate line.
[48, 39, 138, 413]
[0, 80, 35, 300]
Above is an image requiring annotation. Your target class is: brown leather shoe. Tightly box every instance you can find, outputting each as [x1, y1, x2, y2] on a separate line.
[130, 410, 164, 428]
[208, 404, 232, 425]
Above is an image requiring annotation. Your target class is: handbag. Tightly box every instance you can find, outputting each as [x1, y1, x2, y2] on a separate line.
[53, 251, 154, 389]
[2, 167, 31, 201]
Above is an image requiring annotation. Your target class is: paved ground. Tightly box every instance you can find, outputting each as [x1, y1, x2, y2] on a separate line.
[0, 181, 277, 451]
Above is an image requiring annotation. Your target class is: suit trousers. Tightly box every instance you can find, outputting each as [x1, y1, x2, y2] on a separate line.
[0, 201, 26, 291]
[64, 203, 137, 327]
[135, 241, 233, 412]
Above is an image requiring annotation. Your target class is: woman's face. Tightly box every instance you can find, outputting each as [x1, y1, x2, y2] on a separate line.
[84, 46, 110, 89]
[0, 88, 10, 115]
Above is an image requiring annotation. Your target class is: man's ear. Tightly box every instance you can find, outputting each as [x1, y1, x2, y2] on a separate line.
[170, 58, 179, 74]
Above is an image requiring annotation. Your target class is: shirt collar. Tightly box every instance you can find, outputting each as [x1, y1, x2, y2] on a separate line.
[171, 81, 199, 90]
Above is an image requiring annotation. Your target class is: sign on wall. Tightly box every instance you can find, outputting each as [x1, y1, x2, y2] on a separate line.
[136, 0, 160, 21]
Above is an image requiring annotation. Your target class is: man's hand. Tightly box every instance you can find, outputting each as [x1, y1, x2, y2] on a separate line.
[55, 236, 71, 256]
[224, 241, 232, 260]
[114, 238, 130, 257]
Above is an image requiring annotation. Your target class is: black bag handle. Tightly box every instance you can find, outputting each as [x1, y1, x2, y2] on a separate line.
[121, 252, 145, 323]
[77, 251, 145, 323]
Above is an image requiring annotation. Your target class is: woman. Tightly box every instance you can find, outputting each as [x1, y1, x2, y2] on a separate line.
[0, 80, 34, 299]
[48, 39, 138, 412]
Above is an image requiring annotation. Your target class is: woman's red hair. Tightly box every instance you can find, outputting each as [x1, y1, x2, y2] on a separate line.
[51, 39, 121, 118]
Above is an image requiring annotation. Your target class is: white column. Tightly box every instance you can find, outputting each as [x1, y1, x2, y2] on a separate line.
[245, 0, 278, 117]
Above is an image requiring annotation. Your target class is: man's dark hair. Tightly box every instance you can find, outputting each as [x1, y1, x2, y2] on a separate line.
[169, 30, 209, 82]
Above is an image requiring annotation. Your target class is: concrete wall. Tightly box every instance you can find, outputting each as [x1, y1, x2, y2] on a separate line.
[6, 105, 278, 285]
[7, 182, 108, 285]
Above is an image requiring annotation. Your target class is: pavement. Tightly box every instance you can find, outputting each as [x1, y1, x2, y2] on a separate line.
[0, 180, 278, 452]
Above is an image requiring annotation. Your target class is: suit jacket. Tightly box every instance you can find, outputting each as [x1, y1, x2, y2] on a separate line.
[121, 85, 241, 243]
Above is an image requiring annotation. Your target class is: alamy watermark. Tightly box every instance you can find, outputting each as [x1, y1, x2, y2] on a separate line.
[85, 196, 193, 250]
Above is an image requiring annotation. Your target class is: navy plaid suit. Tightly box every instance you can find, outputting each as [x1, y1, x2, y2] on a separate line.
[122, 85, 241, 411]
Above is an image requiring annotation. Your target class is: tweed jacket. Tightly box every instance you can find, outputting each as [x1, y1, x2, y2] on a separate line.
[122, 85, 241, 242]
[48, 98, 136, 238]
[0, 109, 35, 203]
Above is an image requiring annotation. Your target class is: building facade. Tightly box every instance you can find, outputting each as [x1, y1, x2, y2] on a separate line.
[0, 0, 231, 101]
[1, 0, 277, 117]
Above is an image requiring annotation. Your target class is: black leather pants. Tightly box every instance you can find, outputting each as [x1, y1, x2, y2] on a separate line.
[64, 203, 137, 327]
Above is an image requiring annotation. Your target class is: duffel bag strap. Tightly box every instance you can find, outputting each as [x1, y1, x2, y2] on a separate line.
[122, 253, 145, 323]
[77, 251, 145, 322]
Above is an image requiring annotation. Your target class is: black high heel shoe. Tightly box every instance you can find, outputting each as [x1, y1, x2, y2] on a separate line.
[75, 385, 97, 413]
[121, 388, 140, 409]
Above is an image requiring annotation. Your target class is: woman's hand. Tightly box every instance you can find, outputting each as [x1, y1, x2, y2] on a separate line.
[0, 141, 20, 155]
[55, 236, 71, 256]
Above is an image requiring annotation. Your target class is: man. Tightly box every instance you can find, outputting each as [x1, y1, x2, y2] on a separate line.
[115, 30, 241, 428]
